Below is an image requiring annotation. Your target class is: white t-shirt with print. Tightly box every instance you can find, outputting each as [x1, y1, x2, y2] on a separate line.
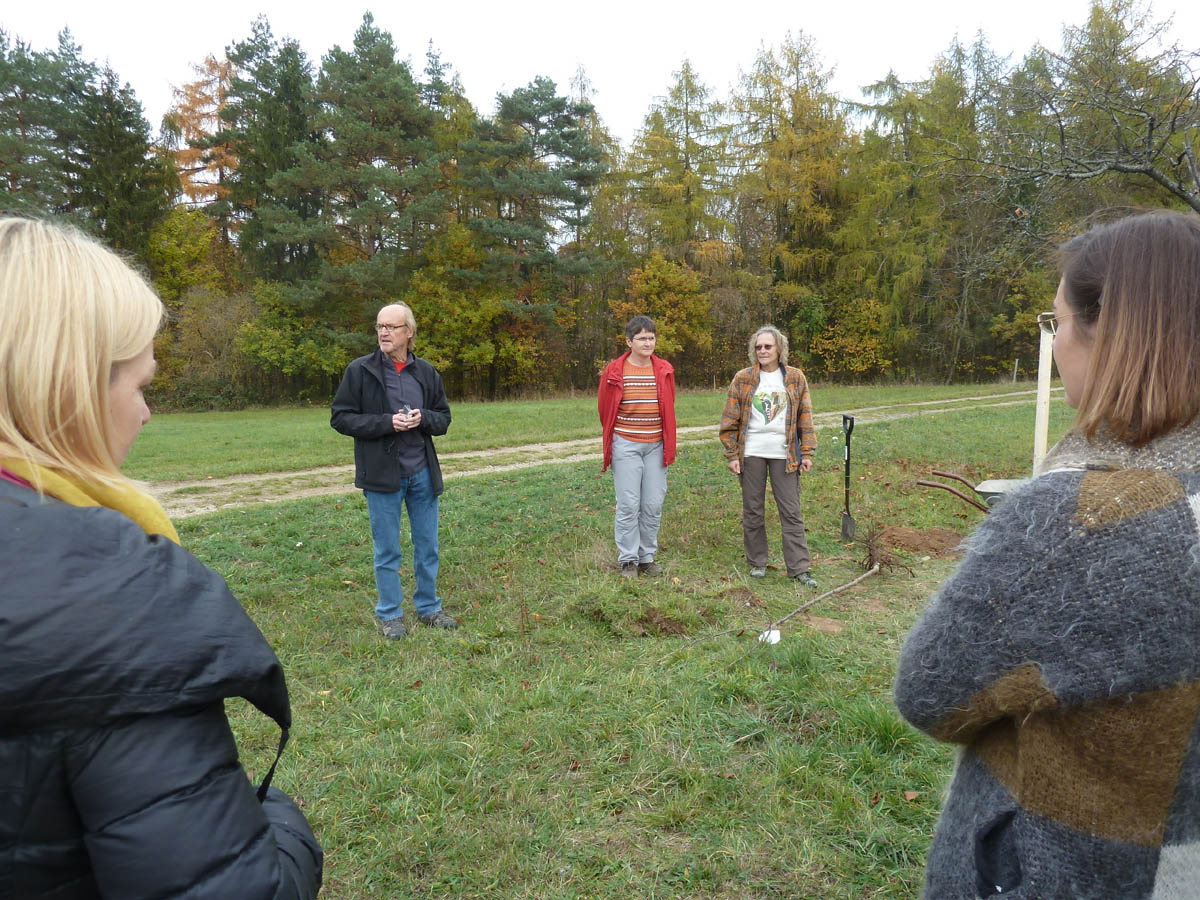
[744, 367, 788, 459]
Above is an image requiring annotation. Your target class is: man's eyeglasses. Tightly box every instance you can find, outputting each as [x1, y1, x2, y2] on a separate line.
[755, 344, 776, 351]
[375, 323, 408, 333]
[1036, 311, 1077, 336]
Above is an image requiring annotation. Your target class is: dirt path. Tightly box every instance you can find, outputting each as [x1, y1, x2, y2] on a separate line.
[151, 388, 1055, 519]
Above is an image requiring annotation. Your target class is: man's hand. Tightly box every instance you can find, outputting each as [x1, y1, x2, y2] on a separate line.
[800, 458, 813, 473]
[727, 458, 741, 475]
[392, 408, 423, 431]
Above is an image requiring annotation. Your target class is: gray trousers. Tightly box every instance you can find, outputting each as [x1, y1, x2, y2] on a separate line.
[740, 456, 811, 576]
[611, 435, 667, 564]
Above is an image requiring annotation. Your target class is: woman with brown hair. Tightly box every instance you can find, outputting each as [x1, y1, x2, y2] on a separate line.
[895, 209, 1200, 898]
[0, 217, 322, 899]
[598, 315, 677, 577]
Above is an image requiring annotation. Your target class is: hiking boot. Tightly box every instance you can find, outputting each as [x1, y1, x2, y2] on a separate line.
[620, 562, 638, 578]
[418, 611, 459, 629]
[749, 566, 767, 578]
[791, 571, 818, 588]
[638, 561, 663, 576]
[380, 617, 407, 640]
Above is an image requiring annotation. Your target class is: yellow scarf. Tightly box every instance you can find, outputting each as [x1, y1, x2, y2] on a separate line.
[0, 458, 180, 544]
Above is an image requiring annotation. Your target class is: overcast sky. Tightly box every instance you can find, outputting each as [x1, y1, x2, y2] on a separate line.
[4, 0, 1197, 147]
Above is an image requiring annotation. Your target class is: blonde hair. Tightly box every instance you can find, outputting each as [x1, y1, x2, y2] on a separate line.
[0, 217, 165, 487]
[1058, 210, 1200, 446]
[748, 325, 789, 367]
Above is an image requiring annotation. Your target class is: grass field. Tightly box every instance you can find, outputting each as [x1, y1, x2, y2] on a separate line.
[127, 381, 1044, 483]
[143, 383, 1075, 898]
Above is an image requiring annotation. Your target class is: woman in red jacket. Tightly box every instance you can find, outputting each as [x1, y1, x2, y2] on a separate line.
[598, 316, 677, 578]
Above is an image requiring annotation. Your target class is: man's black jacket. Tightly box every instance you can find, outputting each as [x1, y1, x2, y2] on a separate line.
[330, 348, 451, 495]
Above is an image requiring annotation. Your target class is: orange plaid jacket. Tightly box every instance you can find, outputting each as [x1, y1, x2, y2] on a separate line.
[718, 365, 816, 473]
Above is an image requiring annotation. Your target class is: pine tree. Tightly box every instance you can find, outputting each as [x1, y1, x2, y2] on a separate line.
[68, 67, 175, 256]
[728, 35, 853, 351]
[0, 29, 96, 216]
[215, 17, 319, 281]
[627, 60, 729, 264]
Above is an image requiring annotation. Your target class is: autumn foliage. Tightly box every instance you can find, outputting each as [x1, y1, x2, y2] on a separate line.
[2, 3, 1197, 405]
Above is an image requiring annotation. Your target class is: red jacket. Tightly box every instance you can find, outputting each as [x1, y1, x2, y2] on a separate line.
[598, 351, 677, 472]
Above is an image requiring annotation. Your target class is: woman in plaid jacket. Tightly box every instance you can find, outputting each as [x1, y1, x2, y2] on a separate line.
[718, 325, 818, 585]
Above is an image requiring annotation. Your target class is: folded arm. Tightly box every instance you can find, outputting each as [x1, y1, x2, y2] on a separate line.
[69, 704, 322, 900]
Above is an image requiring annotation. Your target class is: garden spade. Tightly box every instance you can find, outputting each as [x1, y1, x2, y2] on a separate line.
[841, 415, 856, 541]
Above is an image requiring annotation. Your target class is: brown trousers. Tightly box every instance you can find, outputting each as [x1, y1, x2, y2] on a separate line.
[740, 456, 811, 576]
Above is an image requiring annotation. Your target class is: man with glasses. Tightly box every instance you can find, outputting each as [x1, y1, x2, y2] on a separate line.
[331, 303, 457, 639]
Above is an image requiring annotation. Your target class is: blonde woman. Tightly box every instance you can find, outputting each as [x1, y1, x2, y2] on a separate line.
[719, 325, 818, 585]
[0, 218, 322, 899]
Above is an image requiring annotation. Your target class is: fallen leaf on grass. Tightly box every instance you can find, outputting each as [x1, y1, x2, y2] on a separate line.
[410, 680, 423, 689]
[569, 759, 581, 772]
[904, 791, 920, 801]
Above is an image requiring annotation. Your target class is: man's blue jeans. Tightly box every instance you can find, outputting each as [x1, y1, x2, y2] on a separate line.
[364, 467, 440, 622]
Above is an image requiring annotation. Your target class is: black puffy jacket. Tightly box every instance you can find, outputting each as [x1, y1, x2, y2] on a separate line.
[330, 348, 451, 495]
[0, 479, 323, 899]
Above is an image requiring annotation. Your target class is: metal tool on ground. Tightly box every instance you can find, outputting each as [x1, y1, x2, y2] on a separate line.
[916, 469, 1026, 512]
[841, 414, 855, 541]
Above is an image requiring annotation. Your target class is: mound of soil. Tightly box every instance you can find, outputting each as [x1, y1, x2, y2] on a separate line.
[719, 586, 765, 609]
[878, 526, 965, 558]
[633, 609, 689, 636]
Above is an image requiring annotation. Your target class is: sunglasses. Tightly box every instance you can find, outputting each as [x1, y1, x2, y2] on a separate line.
[1036, 311, 1078, 336]
[755, 343, 776, 351]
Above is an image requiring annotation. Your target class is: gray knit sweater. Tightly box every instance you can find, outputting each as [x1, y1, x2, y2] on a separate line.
[896, 420, 1200, 899]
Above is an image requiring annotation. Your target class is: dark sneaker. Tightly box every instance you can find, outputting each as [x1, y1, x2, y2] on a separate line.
[638, 561, 663, 576]
[791, 571, 818, 588]
[418, 611, 458, 629]
[380, 617, 407, 640]
[749, 566, 767, 578]
[620, 562, 638, 578]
